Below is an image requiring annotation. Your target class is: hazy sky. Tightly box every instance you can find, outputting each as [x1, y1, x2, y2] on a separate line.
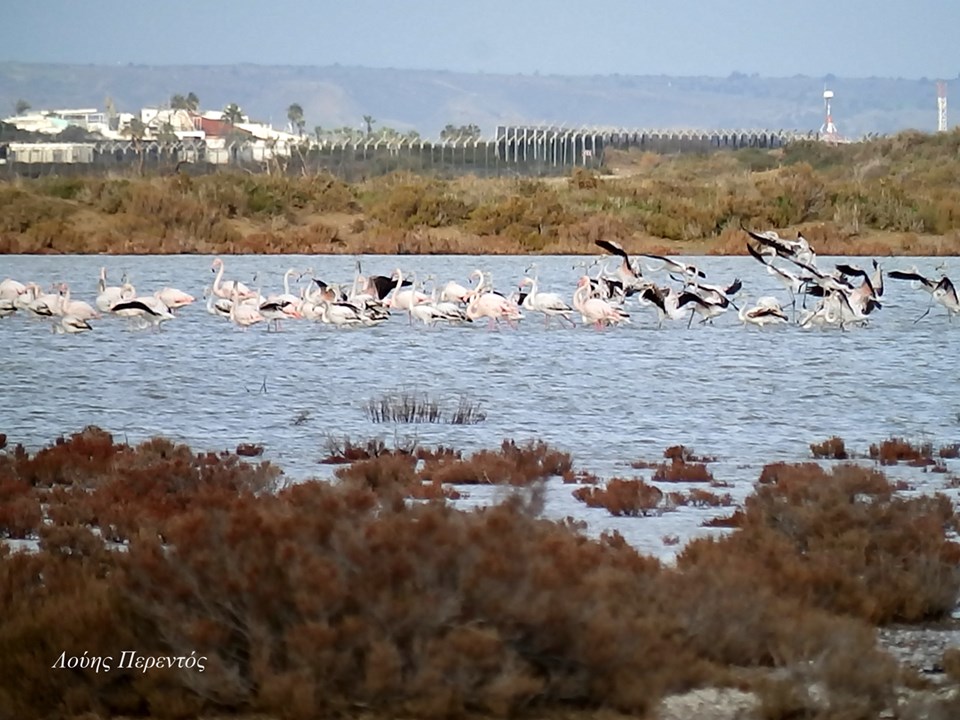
[5, 0, 958, 78]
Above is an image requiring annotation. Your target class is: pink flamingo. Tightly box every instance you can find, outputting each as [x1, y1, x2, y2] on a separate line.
[229, 287, 264, 330]
[154, 287, 196, 311]
[572, 276, 630, 329]
[58, 283, 100, 320]
[465, 291, 523, 330]
[211, 258, 255, 300]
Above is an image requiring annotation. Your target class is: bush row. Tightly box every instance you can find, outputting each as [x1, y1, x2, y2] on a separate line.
[0, 428, 958, 718]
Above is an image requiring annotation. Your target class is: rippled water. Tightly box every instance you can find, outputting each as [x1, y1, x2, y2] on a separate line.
[3, 254, 959, 558]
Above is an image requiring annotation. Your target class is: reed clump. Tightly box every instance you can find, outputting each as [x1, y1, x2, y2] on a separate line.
[365, 391, 486, 425]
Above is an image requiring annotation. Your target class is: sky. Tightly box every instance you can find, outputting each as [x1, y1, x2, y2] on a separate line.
[4, 0, 959, 79]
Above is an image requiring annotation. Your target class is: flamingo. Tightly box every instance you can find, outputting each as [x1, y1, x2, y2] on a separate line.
[638, 252, 706, 280]
[465, 291, 523, 330]
[26, 285, 62, 317]
[743, 225, 817, 267]
[594, 239, 644, 290]
[738, 297, 789, 327]
[204, 286, 233, 318]
[154, 287, 196, 311]
[386, 268, 430, 319]
[229, 287, 264, 330]
[54, 314, 93, 334]
[0, 298, 17, 318]
[58, 283, 100, 321]
[888, 268, 958, 322]
[110, 296, 176, 329]
[95, 268, 136, 312]
[572, 276, 629, 329]
[746, 242, 805, 316]
[519, 276, 575, 327]
[0, 278, 27, 302]
[636, 285, 688, 328]
[211, 258, 255, 300]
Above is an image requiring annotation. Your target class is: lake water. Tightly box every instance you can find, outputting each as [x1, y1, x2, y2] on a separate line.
[2, 254, 959, 559]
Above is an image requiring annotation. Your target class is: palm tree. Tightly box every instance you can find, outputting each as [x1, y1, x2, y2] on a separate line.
[362, 114, 375, 136]
[14, 99, 30, 115]
[287, 103, 305, 136]
[222, 103, 244, 125]
[171, 92, 200, 112]
[122, 118, 148, 175]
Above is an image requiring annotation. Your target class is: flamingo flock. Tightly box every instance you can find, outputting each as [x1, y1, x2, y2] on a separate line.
[1, 239, 958, 336]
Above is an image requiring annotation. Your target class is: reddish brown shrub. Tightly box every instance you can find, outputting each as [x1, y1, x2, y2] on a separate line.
[940, 443, 960, 459]
[663, 445, 715, 463]
[0, 476, 41, 538]
[652, 459, 714, 483]
[235, 442, 263, 457]
[810, 435, 849, 459]
[423, 439, 572, 485]
[701, 510, 745, 528]
[681, 462, 960, 625]
[684, 488, 734, 508]
[573, 478, 665, 516]
[868, 437, 935, 465]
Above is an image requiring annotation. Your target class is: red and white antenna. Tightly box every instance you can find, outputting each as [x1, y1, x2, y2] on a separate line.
[820, 88, 839, 141]
[938, 81, 948, 132]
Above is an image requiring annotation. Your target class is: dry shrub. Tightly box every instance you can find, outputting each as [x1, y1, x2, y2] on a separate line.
[235, 442, 263, 457]
[869, 437, 935, 465]
[573, 478, 665, 516]
[664, 445, 715, 463]
[683, 488, 734, 508]
[2, 430, 959, 719]
[423, 439, 572, 485]
[652, 459, 714, 483]
[119, 482, 696, 717]
[810, 436, 849, 459]
[320, 436, 391, 464]
[681, 461, 960, 625]
[940, 443, 960, 459]
[701, 510, 745, 528]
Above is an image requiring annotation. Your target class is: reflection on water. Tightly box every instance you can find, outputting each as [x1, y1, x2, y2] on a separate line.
[2, 254, 959, 558]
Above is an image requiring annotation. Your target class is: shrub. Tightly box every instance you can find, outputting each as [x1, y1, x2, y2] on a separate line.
[810, 436, 849, 459]
[573, 478, 665, 516]
[868, 437, 935, 465]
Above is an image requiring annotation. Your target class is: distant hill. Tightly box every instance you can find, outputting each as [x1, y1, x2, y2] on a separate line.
[0, 62, 950, 139]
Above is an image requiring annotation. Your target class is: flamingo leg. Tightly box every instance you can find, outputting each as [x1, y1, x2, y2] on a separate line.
[913, 302, 933, 324]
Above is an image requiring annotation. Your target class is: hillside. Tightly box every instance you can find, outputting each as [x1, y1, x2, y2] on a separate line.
[0, 62, 949, 138]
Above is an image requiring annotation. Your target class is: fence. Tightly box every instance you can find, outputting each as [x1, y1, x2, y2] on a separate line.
[0, 126, 818, 180]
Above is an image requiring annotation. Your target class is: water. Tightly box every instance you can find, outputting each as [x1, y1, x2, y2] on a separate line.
[2, 254, 959, 559]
